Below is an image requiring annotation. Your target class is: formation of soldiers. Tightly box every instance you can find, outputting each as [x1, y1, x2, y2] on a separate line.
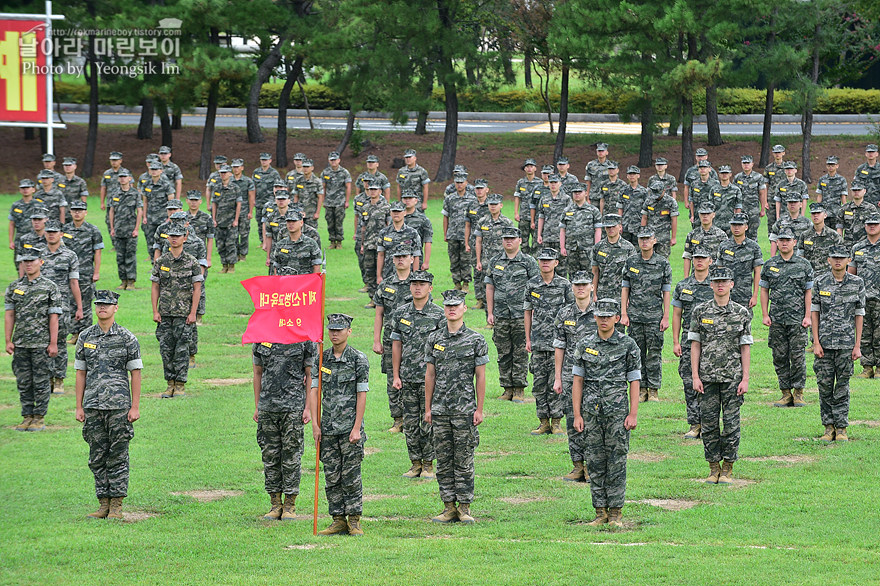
[5, 140, 879, 531]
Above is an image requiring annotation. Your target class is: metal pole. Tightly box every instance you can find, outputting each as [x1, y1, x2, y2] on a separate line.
[45, 0, 53, 155]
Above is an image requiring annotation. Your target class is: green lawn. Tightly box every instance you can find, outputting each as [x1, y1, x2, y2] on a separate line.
[1, 193, 879, 585]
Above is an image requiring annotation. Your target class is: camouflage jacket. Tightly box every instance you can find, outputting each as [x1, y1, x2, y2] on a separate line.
[205, 171, 221, 193]
[553, 301, 597, 382]
[798, 226, 842, 275]
[360, 197, 391, 250]
[688, 299, 753, 383]
[812, 271, 866, 349]
[4, 275, 62, 348]
[763, 162, 785, 193]
[560, 201, 601, 250]
[837, 201, 874, 247]
[773, 178, 809, 205]
[683, 225, 727, 261]
[404, 210, 433, 250]
[850, 238, 880, 297]
[390, 300, 445, 383]
[378, 224, 422, 263]
[647, 173, 677, 195]
[733, 171, 767, 218]
[687, 178, 721, 213]
[253, 341, 316, 413]
[231, 175, 256, 220]
[101, 167, 130, 198]
[37, 170, 65, 188]
[442, 191, 477, 241]
[373, 273, 414, 343]
[8, 198, 38, 238]
[285, 169, 304, 191]
[854, 162, 880, 203]
[715, 237, 764, 305]
[618, 185, 649, 233]
[622, 252, 672, 323]
[524, 275, 574, 351]
[260, 201, 283, 230]
[41, 245, 80, 310]
[314, 344, 370, 435]
[158, 227, 207, 263]
[295, 175, 324, 219]
[537, 191, 572, 243]
[57, 175, 89, 204]
[672, 274, 714, 341]
[684, 164, 718, 188]
[15, 232, 47, 260]
[815, 174, 846, 223]
[759, 254, 814, 325]
[396, 164, 431, 196]
[594, 178, 627, 213]
[710, 183, 743, 228]
[476, 213, 514, 264]
[558, 173, 580, 197]
[187, 210, 216, 244]
[162, 161, 183, 184]
[770, 214, 812, 242]
[60, 221, 104, 276]
[212, 182, 243, 228]
[529, 184, 549, 211]
[321, 166, 352, 207]
[251, 166, 282, 209]
[514, 177, 543, 219]
[272, 235, 321, 275]
[153, 220, 194, 252]
[109, 188, 143, 235]
[572, 330, 641, 410]
[262, 205, 293, 244]
[592, 237, 636, 302]
[354, 170, 390, 194]
[584, 159, 612, 191]
[641, 192, 679, 244]
[34, 188, 66, 223]
[150, 251, 203, 316]
[444, 183, 476, 198]
[75, 322, 143, 410]
[425, 324, 490, 417]
[139, 176, 176, 224]
[466, 198, 490, 247]
[485, 250, 540, 319]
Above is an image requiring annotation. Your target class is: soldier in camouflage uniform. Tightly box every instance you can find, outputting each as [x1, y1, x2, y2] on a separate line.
[155, 146, 181, 198]
[584, 143, 613, 202]
[772, 161, 809, 229]
[647, 158, 678, 201]
[211, 165, 243, 273]
[711, 166, 743, 234]
[849, 213, 880, 378]
[310, 314, 369, 536]
[799, 202, 842, 278]
[560, 183, 602, 278]
[672, 245, 714, 439]
[403, 190, 433, 269]
[373, 247, 415, 433]
[5, 249, 62, 432]
[474, 193, 513, 311]
[253, 336, 316, 521]
[261, 190, 292, 267]
[594, 162, 627, 216]
[352, 185, 372, 289]
[391, 271, 444, 479]
[108, 170, 142, 290]
[9, 179, 39, 250]
[377, 201, 422, 283]
[555, 156, 580, 197]
[285, 153, 307, 191]
[464, 179, 490, 291]
[186, 190, 215, 267]
[151, 224, 203, 397]
[854, 144, 880, 206]
[151, 200, 186, 262]
[204, 155, 226, 207]
[715, 213, 764, 309]
[15, 208, 48, 275]
[230, 158, 255, 261]
[689, 266, 754, 485]
[58, 157, 89, 205]
[552, 271, 597, 482]
[838, 181, 873, 249]
[42, 221, 83, 394]
[770, 193, 812, 256]
[294, 159, 324, 230]
[443, 174, 477, 291]
[514, 158, 542, 254]
[619, 169, 649, 247]
[592, 214, 636, 306]
[425, 290, 489, 524]
[641, 180, 679, 259]
[813, 245, 866, 442]
[621, 227, 671, 402]
[139, 161, 176, 254]
[62, 200, 104, 342]
[537, 175, 572, 276]
[685, 160, 718, 226]
[525, 248, 573, 435]
[486, 227, 540, 402]
[35, 169, 67, 224]
[38, 153, 65, 187]
[100, 152, 128, 245]
[763, 145, 788, 235]
[682, 203, 727, 276]
[734, 155, 768, 241]
[74, 290, 142, 519]
[252, 153, 282, 242]
[321, 151, 352, 248]
[271, 210, 322, 276]
[572, 298, 641, 528]
[396, 148, 431, 210]
[760, 226, 814, 408]
[683, 149, 718, 224]
[354, 154, 391, 199]
[815, 156, 848, 226]
[530, 166, 553, 252]
[360, 184, 391, 303]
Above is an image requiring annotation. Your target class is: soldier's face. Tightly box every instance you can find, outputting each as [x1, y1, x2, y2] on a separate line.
[557, 163, 569, 174]
[638, 237, 655, 251]
[597, 149, 608, 158]
[410, 281, 432, 300]
[220, 171, 231, 181]
[168, 234, 185, 248]
[32, 218, 45, 231]
[159, 153, 171, 162]
[595, 314, 619, 333]
[731, 224, 746, 237]
[444, 303, 465, 321]
[150, 169, 162, 179]
[867, 222, 880, 236]
[329, 159, 340, 169]
[710, 279, 733, 296]
[605, 224, 620, 238]
[489, 202, 502, 213]
[693, 256, 711, 272]
[608, 169, 619, 179]
[71, 210, 87, 222]
[110, 159, 122, 168]
[475, 187, 488, 198]
[22, 258, 42, 276]
[95, 303, 118, 320]
[366, 162, 378, 172]
[572, 191, 586, 203]
[20, 187, 35, 196]
[63, 163, 76, 173]
[773, 152, 785, 161]
[188, 199, 201, 211]
[778, 238, 795, 254]
[46, 231, 61, 244]
[627, 172, 640, 184]
[827, 163, 838, 174]
[539, 259, 558, 273]
[404, 155, 416, 166]
[852, 190, 865, 202]
[43, 160, 55, 169]
[549, 181, 560, 193]
[742, 161, 753, 172]
[829, 257, 849, 271]
[393, 254, 412, 270]
[699, 168, 710, 179]
[391, 210, 406, 222]
[787, 201, 801, 215]
[524, 164, 536, 174]
[367, 188, 380, 199]
[286, 220, 303, 234]
[41, 177, 54, 188]
[402, 197, 417, 210]
[867, 151, 878, 163]
[654, 164, 666, 174]
[719, 172, 731, 183]
[232, 165, 243, 176]
[811, 211, 825, 226]
[328, 327, 350, 345]
[573, 282, 592, 300]
[696, 154, 708, 162]
[784, 168, 797, 178]
[502, 237, 520, 251]
[699, 212, 715, 227]
[262, 159, 272, 167]
[119, 176, 131, 186]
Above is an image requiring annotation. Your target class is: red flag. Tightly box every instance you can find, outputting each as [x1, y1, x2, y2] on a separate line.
[241, 274, 324, 344]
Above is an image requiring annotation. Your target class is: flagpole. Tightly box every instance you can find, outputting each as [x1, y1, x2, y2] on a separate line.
[313, 272, 326, 536]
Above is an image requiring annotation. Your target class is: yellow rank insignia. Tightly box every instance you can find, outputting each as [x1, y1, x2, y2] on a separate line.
[564, 320, 576, 326]
[647, 206, 655, 211]
[83, 342, 97, 349]
[160, 266, 170, 272]
[384, 287, 396, 293]
[63, 233, 72, 239]
[296, 185, 304, 189]
[321, 366, 331, 374]
[855, 251, 864, 255]
[622, 194, 629, 199]
[531, 291, 541, 298]
[769, 267, 780, 272]
[112, 197, 119, 202]
[597, 250, 607, 257]
[481, 226, 489, 231]
[384, 236, 392, 241]
[494, 265, 504, 271]
[104, 175, 111, 179]
[434, 344, 445, 351]
[400, 318, 412, 326]
[845, 211, 853, 216]
[280, 248, 289, 253]
[261, 342, 273, 348]
[269, 222, 279, 227]
[724, 249, 734, 256]
[819, 290, 831, 296]
[702, 318, 714, 324]
[13, 289, 24, 295]
[59, 183, 65, 188]
[584, 348, 599, 356]
[23, 244, 32, 248]
[804, 240, 813, 245]
[661, 210, 669, 215]
[160, 234, 168, 239]
[14, 208, 22, 213]
[145, 188, 152, 193]
[682, 289, 693, 295]
[691, 239, 700, 244]
[324, 175, 330, 180]
[254, 174, 261, 179]
[565, 212, 574, 216]
[629, 267, 640, 273]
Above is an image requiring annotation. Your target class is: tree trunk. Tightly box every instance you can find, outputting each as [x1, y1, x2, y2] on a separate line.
[246, 35, 289, 143]
[706, 84, 722, 146]
[435, 74, 458, 182]
[415, 73, 432, 135]
[156, 99, 172, 147]
[801, 23, 821, 183]
[275, 56, 302, 167]
[298, 77, 314, 130]
[678, 99, 693, 183]
[553, 64, 569, 161]
[171, 109, 182, 129]
[667, 100, 680, 137]
[465, 58, 477, 85]
[535, 66, 553, 134]
[83, 33, 98, 178]
[137, 97, 154, 139]
[759, 83, 775, 167]
[335, 109, 357, 155]
[501, 40, 515, 84]
[638, 97, 654, 168]
[24, 128, 35, 140]
[523, 47, 532, 89]
[199, 28, 220, 180]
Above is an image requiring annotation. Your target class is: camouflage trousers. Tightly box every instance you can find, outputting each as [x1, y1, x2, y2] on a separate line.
[530, 350, 563, 419]
[325, 206, 345, 243]
[12, 347, 52, 416]
[433, 415, 479, 504]
[566, 246, 592, 279]
[653, 241, 671, 259]
[518, 219, 534, 255]
[215, 226, 239, 266]
[769, 323, 808, 389]
[562, 377, 586, 462]
[320, 432, 366, 516]
[304, 214, 318, 231]
[859, 298, 880, 368]
[583, 400, 629, 509]
[51, 313, 71, 379]
[402, 381, 434, 461]
[70, 279, 94, 335]
[104, 209, 114, 248]
[814, 348, 853, 429]
[473, 266, 486, 302]
[700, 380, 743, 462]
[381, 344, 403, 419]
[447, 239, 472, 285]
[115, 236, 138, 281]
[678, 344, 701, 426]
[628, 321, 664, 390]
[355, 239, 366, 285]
[257, 410, 305, 495]
[143, 221, 161, 254]
[156, 317, 194, 382]
[83, 408, 133, 498]
[747, 217, 759, 241]
[236, 214, 250, 258]
[362, 249, 378, 296]
[493, 318, 528, 388]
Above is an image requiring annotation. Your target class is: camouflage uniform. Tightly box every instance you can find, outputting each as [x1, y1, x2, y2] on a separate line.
[396, 164, 431, 207]
[354, 170, 390, 195]
[838, 200, 874, 249]
[560, 201, 602, 276]
[322, 165, 351, 242]
[688, 299, 753, 463]
[799, 225, 842, 277]
[272, 235, 321, 276]
[158, 230, 208, 357]
[850, 238, 880, 369]
[710, 184, 743, 233]
[139, 176, 176, 252]
[377, 224, 422, 281]
[352, 192, 370, 283]
[314, 344, 370, 517]
[815, 174, 848, 226]
[425, 323, 490, 505]
[684, 165, 719, 195]
[773, 177, 810, 210]
[295, 174, 324, 230]
[252, 166, 282, 241]
[733, 170, 767, 240]
[212, 182, 242, 266]
[161, 161, 183, 187]
[529, 184, 549, 251]
[537, 191, 572, 274]
[485, 251, 539, 388]
[151, 251, 203, 383]
[558, 173, 580, 198]
[572, 328, 641, 509]
[514, 177, 543, 252]
[594, 178, 627, 216]
[187, 209, 215, 246]
[526, 274, 574, 420]
[5, 274, 62, 417]
[617, 186, 648, 245]
[763, 162, 785, 233]
[475, 213, 514, 302]
[231, 174, 255, 257]
[553, 301, 597, 462]
[622, 252, 671, 390]
[8, 197, 38, 240]
[61, 220, 103, 335]
[465, 197, 489, 274]
[592, 237, 636, 303]
[647, 173, 677, 199]
[584, 159, 612, 201]
[770, 213, 812, 243]
[404, 209, 433, 259]
[373, 273, 413, 419]
[109, 188, 142, 282]
[76, 321, 142, 498]
[34, 187, 66, 223]
[759, 253, 814, 390]
[854, 162, 880, 205]
[101, 166, 129, 236]
[360, 197, 391, 296]
[812, 271, 866, 429]
[41, 243, 80, 380]
[687, 178, 720, 223]
[641, 191, 679, 258]
[683, 226, 727, 265]
[672, 274, 714, 425]
[443, 191, 478, 285]
[391, 299, 445, 462]
[715, 236, 764, 307]
[57, 175, 89, 205]
[254, 341, 316, 496]
[261, 203, 289, 245]
[15, 231, 47, 261]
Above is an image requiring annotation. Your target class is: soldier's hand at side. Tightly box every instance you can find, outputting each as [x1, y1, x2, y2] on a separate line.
[312, 428, 322, 443]
[515, 213, 520, 222]
[673, 341, 682, 358]
[100, 203, 106, 211]
[47, 343, 58, 357]
[93, 273, 100, 282]
[670, 237, 677, 247]
[487, 313, 495, 326]
[8, 243, 14, 250]
[464, 243, 471, 252]
[153, 312, 161, 323]
[621, 313, 630, 327]
[660, 317, 669, 332]
[748, 295, 757, 309]
[313, 212, 319, 220]
[302, 408, 311, 424]
[624, 413, 637, 430]
[476, 261, 482, 272]
[693, 376, 704, 394]
[75, 308, 83, 321]
[852, 346, 861, 361]
[813, 343, 824, 358]
[553, 377, 562, 394]
[6, 342, 14, 355]
[132, 229, 138, 237]
[531, 221, 535, 230]
[349, 427, 361, 443]
[525, 338, 531, 353]
[473, 409, 484, 426]
[372, 341, 383, 354]
[736, 380, 748, 396]
[762, 315, 772, 327]
[128, 406, 140, 423]
[253, 409, 259, 423]
[537, 235, 543, 245]
[186, 312, 197, 325]
[573, 415, 584, 432]
[422, 262, 429, 270]
[802, 316, 811, 328]
[424, 409, 432, 425]
[392, 376, 402, 390]
[232, 221, 238, 228]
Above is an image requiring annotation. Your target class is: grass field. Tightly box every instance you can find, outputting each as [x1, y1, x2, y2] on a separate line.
[1, 187, 879, 585]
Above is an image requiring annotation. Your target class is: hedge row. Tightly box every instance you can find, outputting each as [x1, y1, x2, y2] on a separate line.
[54, 81, 880, 115]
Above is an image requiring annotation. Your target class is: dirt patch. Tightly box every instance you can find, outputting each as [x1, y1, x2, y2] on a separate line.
[629, 451, 669, 463]
[741, 455, 816, 465]
[203, 378, 251, 386]
[284, 544, 337, 550]
[569, 519, 640, 531]
[0, 404, 15, 411]
[364, 447, 381, 456]
[497, 496, 553, 505]
[693, 478, 757, 488]
[171, 489, 244, 502]
[850, 420, 880, 428]
[122, 510, 160, 522]
[631, 499, 701, 511]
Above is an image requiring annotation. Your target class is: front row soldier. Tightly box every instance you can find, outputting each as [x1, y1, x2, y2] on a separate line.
[849, 213, 880, 378]
[715, 213, 764, 310]
[690, 266, 753, 485]
[310, 314, 369, 536]
[6, 249, 62, 432]
[252, 329, 316, 521]
[425, 290, 489, 524]
[74, 290, 142, 519]
[813, 245, 865, 442]
[572, 298, 640, 528]
[391, 271, 444, 479]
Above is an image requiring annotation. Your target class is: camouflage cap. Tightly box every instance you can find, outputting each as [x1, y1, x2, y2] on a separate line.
[654, 157, 668, 165]
[327, 313, 354, 329]
[606, 161, 619, 170]
[648, 180, 666, 192]
[284, 209, 304, 222]
[784, 192, 803, 203]
[289, 202, 304, 213]
[230, 158, 244, 167]
[556, 156, 570, 165]
[626, 165, 641, 174]
[294, 152, 307, 160]
[392, 245, 414, 257]
[709, 266, 734, 281]
[541, 165, 554, 174]
[695, 148, 708, 156]
[44, 220, 62, 232]
[865, 213, 880, 224]
[570, 183, 587, 193]
[328, 151, 340, 160]
[487, 193, 503, 205]
[718, 164, 732, 173]
[16, 250, 42, 262]
[389, 200, 406, 212]
[594, 298, 620, 317]
[537, 247, 559, 260]
[409, 270, 434, 283]
[259, 152, 272, 160]
[826, 156, 839, 164]
[522, 158, 537, 170]
[30, 207, 49, 219]
[38, 169, 55, 178]
[274, 189, 290, 199]
[117, 169, 132, 177]
[94, 290, 120, 305]
[186, 189, 202, 200]
[453, 165, 467, 174]
[400, 189, 418, 198]
[729, 212, 749, 225]
[866, 144, 879, 152]
[166, 199, 183, 209]
[501, 226, 521, 238]
[691, 244, 713, 258]
[548, 173, 561, 182]
[776, 226, 797, 240]
[109, 151, 123, 160]
[828, 244, 851, 258]
[213, 155, 227, 164]
[782, 160, 798, 170]
[274, 179, 288, 188]
[365, 154, 379, 163]
[158, 145, 172, 154]
[772, 144, 786, 153]
[602, 213, 622, 227]
[19, 178, 35, 188]
[741, 155, 753, 163]
[596, 143, 609, 151]
[697, 160, 712, 168]
[453, 173, 468, 182]
[169, 211, 188, 221]
[62, 157, 76, 165]
[474, 178, 489, 188]
[366, 180, 381, 190]
[148, 161, 163, 170]
[636, 226, 655, 238]
[68, 199, 87, 210]
[403, 148, 417, 157]
[809, 202, 826, 213]
[146, 154, 159, 162]
[166, 223, 187, 237]
[218, 164, 232, 173]
[697, 202, 716, 214]
[441, 289, 467, 306]
[852, 180, 867, 191]
[42, 153, 55, 162]
[570, 270, 593, 284]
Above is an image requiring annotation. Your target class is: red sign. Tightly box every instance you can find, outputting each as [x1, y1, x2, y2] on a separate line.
[0, 19, 48, 123]
[241, 274, 324, 344]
